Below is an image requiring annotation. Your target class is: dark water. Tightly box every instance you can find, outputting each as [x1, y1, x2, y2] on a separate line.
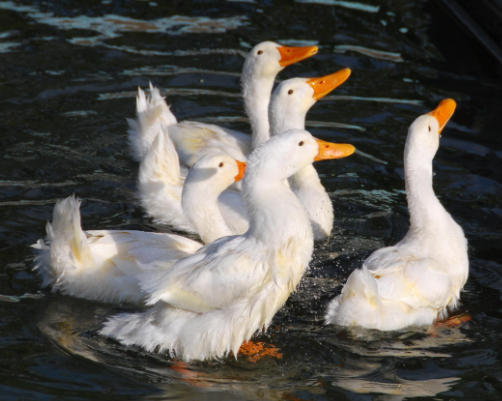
[1, 0, 501, 399]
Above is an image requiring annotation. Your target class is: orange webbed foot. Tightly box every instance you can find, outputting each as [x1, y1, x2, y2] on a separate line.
[239, 340, 283, 363]
[428, 313, 471, 337]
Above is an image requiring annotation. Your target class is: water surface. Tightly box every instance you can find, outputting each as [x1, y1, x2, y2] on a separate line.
[0, 0, 501, 399]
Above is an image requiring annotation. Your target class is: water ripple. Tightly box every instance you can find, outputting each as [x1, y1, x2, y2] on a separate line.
[98, 88, 242, 101]
[334, 44, 404, 62]
[295, 0, 380, 13]
[333, 375, 459, 398]
[324, 95, 423, 105]
[121, 65, 242, 78]
[0, 41, 21, 53]
[0, 2, 248, 41]
[195, 116, 366, 131]
[88, 43, 249, 58]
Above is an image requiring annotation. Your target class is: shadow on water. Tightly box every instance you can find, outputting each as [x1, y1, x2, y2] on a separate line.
[0, 0, 501, 399]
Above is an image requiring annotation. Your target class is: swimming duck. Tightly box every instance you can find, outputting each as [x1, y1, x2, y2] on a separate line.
[32, 153, 246, 305]
[137, 69, 351, 239]
[100, 130, 356, 361]
[325, 99, 469, 331]
[137, 125, 249, 237]
[128, 42, 318, 165]
[268, 68, 351, 239]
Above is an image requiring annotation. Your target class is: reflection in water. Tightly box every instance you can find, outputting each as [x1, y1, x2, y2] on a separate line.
[330, 320, 471, 358]
[333, 374, 458, 400]
[38, 296, 465, 400]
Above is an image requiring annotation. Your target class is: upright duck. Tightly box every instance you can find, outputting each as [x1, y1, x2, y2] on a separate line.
[326, 99, 469, 330]
[100, 130, 356, 361]
[268, 68, 352, 239]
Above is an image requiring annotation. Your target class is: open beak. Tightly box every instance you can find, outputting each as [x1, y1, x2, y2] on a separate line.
[278, 45, 318, 67]
[314, 138, 356, 161]
[426, 98, 456, 134]
[234, 160, 246, 182]
[306, 68, 352, 100]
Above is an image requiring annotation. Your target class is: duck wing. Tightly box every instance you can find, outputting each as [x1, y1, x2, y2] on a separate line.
[140, 236, 269, 313]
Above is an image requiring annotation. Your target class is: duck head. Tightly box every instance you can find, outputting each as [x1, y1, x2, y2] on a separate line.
[247, 129, 355, 182]
[242, 41, 318, 80]
[187, 153, 247, 194]
[405, 99, 456, 162]
[269, 68, 351, 135]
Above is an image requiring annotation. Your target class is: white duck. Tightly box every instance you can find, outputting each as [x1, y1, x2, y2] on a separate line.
[326, 99, 469, 331]
[269, 68, 352, 239]
[136, 69, 352, 239]
[137, 126, 249, 237]
[128, 42, 319, 165]
[100, 129, 356, 362]
[32, 153, 246, 305]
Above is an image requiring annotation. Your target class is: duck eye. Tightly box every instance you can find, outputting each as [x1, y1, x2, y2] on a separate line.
[257, 50, 263, 55]
[428, 126, 431, 132]
[219, 162, 224, 167]
[299, 141, 304, 146]
[288, 89, 294, 95]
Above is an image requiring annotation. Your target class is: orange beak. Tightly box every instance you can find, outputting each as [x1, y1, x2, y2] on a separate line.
[426, 99, 456, 134]
[314, 138, 356, 161]
[277, 45, 318, 67]
[234, 160, 246, 182]
[306, 68, 352, 101]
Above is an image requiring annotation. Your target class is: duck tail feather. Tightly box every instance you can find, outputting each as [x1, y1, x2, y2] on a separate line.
[128, 84, 178, 162]
[32, 195, 91, 288]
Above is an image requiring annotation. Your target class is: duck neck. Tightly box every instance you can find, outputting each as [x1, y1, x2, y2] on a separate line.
[404, 148, 447, 238]
[182, 185, 231, 244]
[269, 106, 307, 137]
[270, 109, 332, 238]
[243, 175, 313, 246]
[243, 75, 275, 150]
[289, 164, 333, 239]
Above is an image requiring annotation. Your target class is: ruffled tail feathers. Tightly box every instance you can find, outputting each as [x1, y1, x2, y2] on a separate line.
[138, 125, 182, 187]
[128, 83, 178, 162]
[32, 195, 91, 287]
